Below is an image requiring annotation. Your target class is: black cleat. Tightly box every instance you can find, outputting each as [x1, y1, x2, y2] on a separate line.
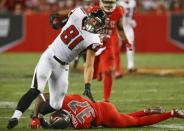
[171, 108, 184, 119]
[7, 118, 18, 129]
[128, 68, 137, 73]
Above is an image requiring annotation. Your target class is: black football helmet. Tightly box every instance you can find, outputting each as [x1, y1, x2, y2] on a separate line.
[84, 9, 106, 33]
[49, 109, 71, 129]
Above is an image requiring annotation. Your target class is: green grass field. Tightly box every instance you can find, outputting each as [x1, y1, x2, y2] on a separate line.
[0, 53, 184, 131]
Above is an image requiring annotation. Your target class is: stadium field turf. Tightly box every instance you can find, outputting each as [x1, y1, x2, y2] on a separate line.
[0, 53, 184, 131]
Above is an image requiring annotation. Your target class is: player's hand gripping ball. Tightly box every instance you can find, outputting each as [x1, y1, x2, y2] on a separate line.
[49, 13, 62, 29]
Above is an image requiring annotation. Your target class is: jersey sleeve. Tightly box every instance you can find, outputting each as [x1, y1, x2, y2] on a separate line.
[85, 33, 103, 52]
[87, 43, 102, 52]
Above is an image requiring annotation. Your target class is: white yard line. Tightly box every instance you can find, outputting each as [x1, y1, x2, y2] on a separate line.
[111, 98, 184, 103]
[0, 101, 33, 109]
[15, 92, 25, 95]
[1, 97, 184, 109]
[0, 101, 17, 108]
[153, 124, 184, 130]
[0, 116, 183, 131]
[0, 116, 27, 119]
[110, 89, 158, 93]
[0, 116, 49, 119]
[92, 88, 159, 94]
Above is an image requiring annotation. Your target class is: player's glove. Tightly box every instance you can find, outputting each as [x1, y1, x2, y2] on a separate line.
[30, 117, 41, 129]
[83, 83, 95, 102]
[49, 13, 62, 29]
[123, 39, 132, 51]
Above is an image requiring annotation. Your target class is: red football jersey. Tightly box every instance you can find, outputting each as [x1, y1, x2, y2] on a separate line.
[61, 95, 172, 129]
[62, 95, 97, 129]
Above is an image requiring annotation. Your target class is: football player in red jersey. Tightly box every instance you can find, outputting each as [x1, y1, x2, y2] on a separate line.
[87, 0, 132, 102]
[30, 93, 184, 129]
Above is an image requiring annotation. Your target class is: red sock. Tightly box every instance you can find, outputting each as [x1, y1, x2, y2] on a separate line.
[103, 72, 113, 101]
[139, 112, 171, 126]
[115, 50, 121, 74]
[113, 41, 121, 74]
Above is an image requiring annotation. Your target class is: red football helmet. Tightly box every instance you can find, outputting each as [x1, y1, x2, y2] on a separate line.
[100, 0, 117, 13]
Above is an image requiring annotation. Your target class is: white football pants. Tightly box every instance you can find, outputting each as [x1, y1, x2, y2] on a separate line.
[124, 25, 135, 70]
[31, 47, 69, 110]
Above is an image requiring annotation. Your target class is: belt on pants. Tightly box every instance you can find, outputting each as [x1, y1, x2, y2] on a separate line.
[53, 56, 68, 65]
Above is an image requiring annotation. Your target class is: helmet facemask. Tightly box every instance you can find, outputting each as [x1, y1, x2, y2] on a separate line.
[84, 17, 104, 33]
[49, 110, 71, 129]
[83, 9, 106, 33]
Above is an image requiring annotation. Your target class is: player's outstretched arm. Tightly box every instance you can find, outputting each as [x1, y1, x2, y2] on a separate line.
[83, 49, 96, 102]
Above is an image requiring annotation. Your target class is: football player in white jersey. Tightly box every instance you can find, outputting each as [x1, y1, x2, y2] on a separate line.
[119, 0, 137, 72]
[7, 8, 106, 129]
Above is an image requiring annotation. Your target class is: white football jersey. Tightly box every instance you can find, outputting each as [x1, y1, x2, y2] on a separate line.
[50, 7, 102, 63]
[118, 0, 136, 25]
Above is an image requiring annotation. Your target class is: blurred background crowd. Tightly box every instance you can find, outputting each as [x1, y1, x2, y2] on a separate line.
[0, 0, 184, 15]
